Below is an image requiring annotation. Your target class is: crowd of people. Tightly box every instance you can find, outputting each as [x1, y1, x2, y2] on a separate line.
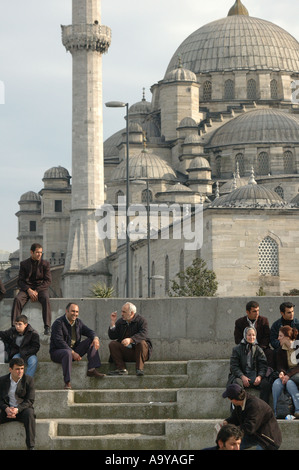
[0, 244, 298, 450]
[204, 299, 299, 451]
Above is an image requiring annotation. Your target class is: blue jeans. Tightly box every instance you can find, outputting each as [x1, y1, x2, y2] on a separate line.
[13, 353, 38, 377]
[272, 376, 299, 415]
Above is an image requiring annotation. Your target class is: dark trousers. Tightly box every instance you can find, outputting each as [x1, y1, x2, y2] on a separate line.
[11, 289, 51, 328]
[50, 338, 101, 384]
[233, 376, 272, 403]
[109, 340, 149, 370]
[0, 407, 35, 449]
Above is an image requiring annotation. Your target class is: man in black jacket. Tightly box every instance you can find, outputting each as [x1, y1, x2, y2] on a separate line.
[50, 302, 105, 389]
[0, 315, 40, 377]
[11, 243, 52, 335]
[108, 302, 152, 376]
[0, 357, 36, 450]
[222, 383, 282, 450]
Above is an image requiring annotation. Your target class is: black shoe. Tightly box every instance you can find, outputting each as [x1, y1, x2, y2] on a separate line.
[44, 326, 50, 335]
[108, 369, 128, 376]
[136, 369, 144, 376]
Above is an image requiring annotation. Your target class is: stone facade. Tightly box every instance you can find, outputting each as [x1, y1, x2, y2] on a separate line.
[8, 1, 299, 298]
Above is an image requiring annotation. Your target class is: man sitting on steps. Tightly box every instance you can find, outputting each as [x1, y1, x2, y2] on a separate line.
[108, 302, 152, 376]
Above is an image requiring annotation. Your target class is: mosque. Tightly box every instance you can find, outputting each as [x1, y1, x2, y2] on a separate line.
[4, 0, 299, 298]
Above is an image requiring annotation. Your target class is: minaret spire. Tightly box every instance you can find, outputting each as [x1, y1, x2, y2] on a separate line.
[61, 0, 111, 296]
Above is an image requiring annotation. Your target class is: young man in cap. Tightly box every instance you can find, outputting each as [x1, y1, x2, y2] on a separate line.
[222, 383, 282, 450]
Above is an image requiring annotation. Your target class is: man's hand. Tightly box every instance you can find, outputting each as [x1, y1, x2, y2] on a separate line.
[27, 288, 38, 302]
[241, 375, 251, 387]
[110, 311, 117, 327]
[5, 407, 18, 418]
[92, 337, 100, 350]
[72, 351, 81, 361]
[121, 338, 132, 347]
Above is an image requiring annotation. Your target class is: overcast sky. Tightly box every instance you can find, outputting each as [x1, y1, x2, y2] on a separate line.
[0, 0, 298, 254]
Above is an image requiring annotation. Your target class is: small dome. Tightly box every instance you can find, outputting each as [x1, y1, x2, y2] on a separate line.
[178, 117, 198, 129]
[164, 64, 197, 82]
[219, 177, 247, 194]
[211, 171, 287, 208]
[43, 166, 70, 180]
[129, 99, 151, 115]
[112, 149, 177, 182]
[188, 156, 211, 170]
[19, 191, 41, 202]
[164, 182, 192, 193]
[206, 109, 299, 149]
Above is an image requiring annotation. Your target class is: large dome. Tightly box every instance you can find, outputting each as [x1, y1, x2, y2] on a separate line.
[165, 14, 299, 75]
[206, 109, 299, 149]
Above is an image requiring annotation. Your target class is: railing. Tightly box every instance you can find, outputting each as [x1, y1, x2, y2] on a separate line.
[61, 24, 112, 53]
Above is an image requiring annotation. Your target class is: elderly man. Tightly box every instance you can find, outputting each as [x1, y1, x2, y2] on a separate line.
[108, 302, 152, 376]
[50, 302, 105, 389]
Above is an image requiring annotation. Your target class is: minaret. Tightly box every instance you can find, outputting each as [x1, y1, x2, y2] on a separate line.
[61, 0, 111, 297]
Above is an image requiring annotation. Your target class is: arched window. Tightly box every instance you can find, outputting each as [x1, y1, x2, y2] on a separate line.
[274, 186, 284, 199]
[224, 79, 234, 100]
[235, 153, 245, 176]
[247, 79, 257, 100]
[257, 152, 269, 175]
[283, 150, 294, 174]
[203, 81, 212, 101]
[165, 255, 169, 295]
[258, 236, 279, 276]
[115, 190, 124, 204]
[141, 189, 153, 203]
[270, 79, 278, 99]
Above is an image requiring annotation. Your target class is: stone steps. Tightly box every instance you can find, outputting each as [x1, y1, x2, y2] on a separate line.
[0, 358, 298, 450]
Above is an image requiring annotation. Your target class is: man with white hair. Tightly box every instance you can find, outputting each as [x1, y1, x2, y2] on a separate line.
[108, 302, 152, 376]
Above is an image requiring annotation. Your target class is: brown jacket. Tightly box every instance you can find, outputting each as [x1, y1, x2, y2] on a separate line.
[17, 258, 51, 292]
[234, 315, 270, 350]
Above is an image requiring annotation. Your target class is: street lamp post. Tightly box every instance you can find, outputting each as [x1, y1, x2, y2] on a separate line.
[105, 101, 130, 297]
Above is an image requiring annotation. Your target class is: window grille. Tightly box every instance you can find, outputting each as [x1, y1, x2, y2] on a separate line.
[203, 81, 212, 101]
[247, 79, 257, 100]
[283, 150, 294, 174]
[224, 79, 234, 100]
[258, 152, 269, 175]
[270, 79, 278, 99]
[235, 153, 245, 176]
[274, 186, 284, 199]
[258, 236, 279, 276]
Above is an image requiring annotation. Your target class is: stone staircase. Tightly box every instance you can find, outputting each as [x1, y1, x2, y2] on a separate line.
[0, 297, 299, 451]
[0, 351, 298, 450]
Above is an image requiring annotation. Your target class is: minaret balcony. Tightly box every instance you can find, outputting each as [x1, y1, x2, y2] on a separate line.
[61, 24, 111, 53]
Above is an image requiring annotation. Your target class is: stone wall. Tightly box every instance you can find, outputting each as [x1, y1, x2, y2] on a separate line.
[1, 296, 296, 362]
